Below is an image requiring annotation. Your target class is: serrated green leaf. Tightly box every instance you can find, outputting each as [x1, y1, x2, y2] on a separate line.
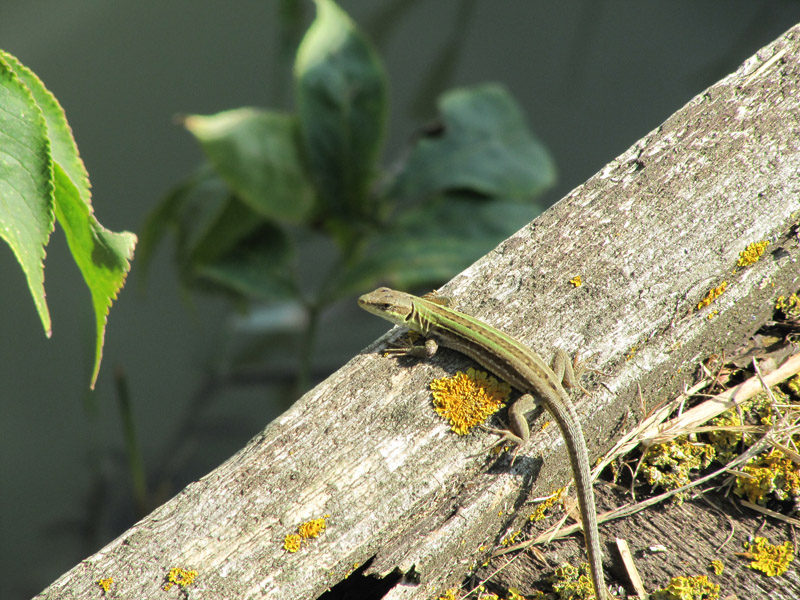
[295, 0, 387, 220]
[1, 49, 137, 388]
[190, 197, 295, 302]
[4, 52, 91, 206]
[0, 52, 55, 335]
[184, 108, 316, 223]
[332, 194, 543, 296]
[391, 83, 556, 200]
[53, 164, 136, 388]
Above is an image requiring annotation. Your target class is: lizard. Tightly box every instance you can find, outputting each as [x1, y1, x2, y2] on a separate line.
[358, 287, 608, 600]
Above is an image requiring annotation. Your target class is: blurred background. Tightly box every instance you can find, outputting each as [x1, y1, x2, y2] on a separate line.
[2, 1, 799, 597]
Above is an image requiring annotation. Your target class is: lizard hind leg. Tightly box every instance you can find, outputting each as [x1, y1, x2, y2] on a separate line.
[552, 349, 592, 397]
[467, 423, 525, 467]
[466, 426, 524, 464]
[468, 394, 536, 465]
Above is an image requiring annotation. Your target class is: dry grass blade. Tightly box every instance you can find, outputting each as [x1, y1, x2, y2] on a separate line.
[509, 431, 778, 551]
[616, 537, 647, 599]
[649, 353, 800, 445]
[494, 353, 800, 558]
[591, 379, 710, 479]
[770, 439, 800, 463]
[739, 499, 800, 526]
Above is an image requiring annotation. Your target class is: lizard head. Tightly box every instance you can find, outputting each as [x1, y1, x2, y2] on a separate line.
[358, 287, 416, 328]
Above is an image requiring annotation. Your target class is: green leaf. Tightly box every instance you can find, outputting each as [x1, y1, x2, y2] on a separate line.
[190, 197, 295, 302]
[138, 167, 230, 288]
[295, 0, 387, 220]
[0, 49, 136, 388]
[332, 194, 543, 295]
[141, 171, 295, 302]
[0, 52, 55, 335]
[391, 83, 556, 200]
[53, 164, 136, 388]
[184, 108, 316, 223]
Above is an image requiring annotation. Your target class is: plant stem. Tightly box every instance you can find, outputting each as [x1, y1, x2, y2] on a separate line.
[296, 302, 320, 395]
[114, 367, 148, 517]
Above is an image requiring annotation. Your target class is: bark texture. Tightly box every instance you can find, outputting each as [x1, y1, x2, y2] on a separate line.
[36, 23, 800, 600]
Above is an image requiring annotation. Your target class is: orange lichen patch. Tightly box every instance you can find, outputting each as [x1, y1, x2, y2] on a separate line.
[569, 275, 582, 288]
[737, 240, 769, 267]
[163, 567, 198, 591]
[697, 281, 727, 310]
[740, 536, 794, 577]
[651, 575, 719, 600]
[96, 578, 113, 593]
[430, 368, 510, 435]
[709, 560, 724, 575]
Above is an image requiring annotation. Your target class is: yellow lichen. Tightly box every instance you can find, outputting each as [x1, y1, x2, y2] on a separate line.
[569, 275, 582, 288]
[501, 529, 524, 546]
[430, 368, 510, 434]
[96, 578, 113, 593]
[735, 448, 800, 505]
[298, 516, 328, 539]
[776, 293, 800, 320]
[737, 240, 768, 267]
[740, 536, 794, 576]
[283, 533, 302, 552]
[344, 562, 362, 577]
[626, 345, 638, 361]
[708, 560, 723, 575]
[529, 487, 565, 522]
[706, 409, 744, 463]
[651, 575, 719, 600]
[746, 389, 784, 430]
[284, 515, 330, 552]
[163, 567, 198, 591]
[550, 562, 594, 600]
[788, 374, 800, 399]
[697, 282, 727, 310]
[641, 438, 715, 502]
[437, 588, 459, 600]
